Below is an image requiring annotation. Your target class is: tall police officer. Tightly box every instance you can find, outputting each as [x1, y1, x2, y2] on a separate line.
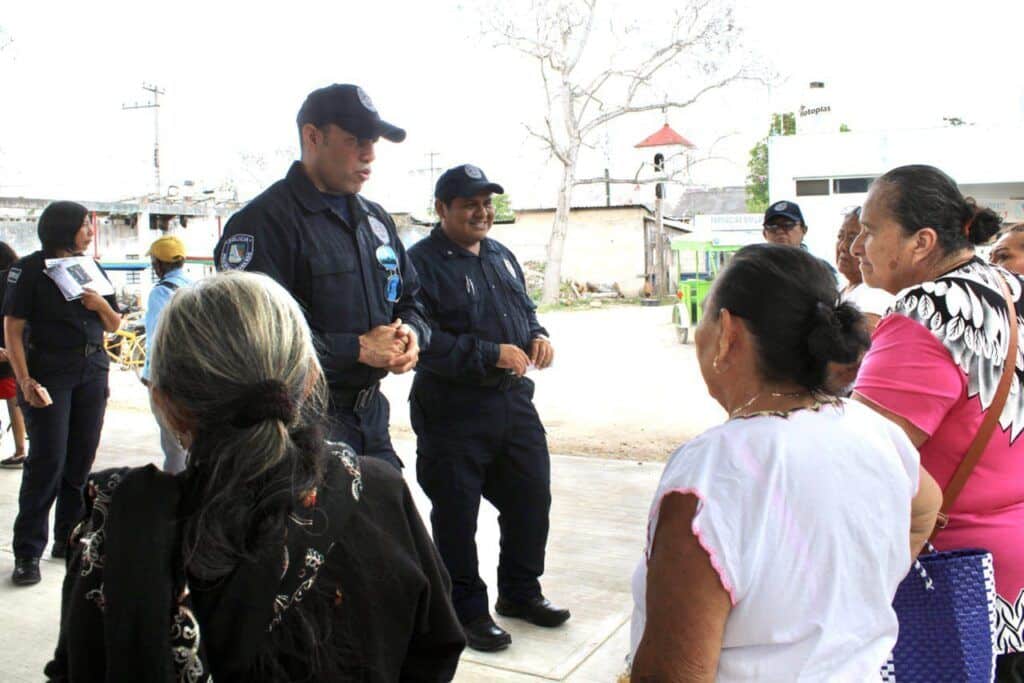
[214, 84, 429, 470]
[5, 201, 121, 586]
[408, 165, 569, 652]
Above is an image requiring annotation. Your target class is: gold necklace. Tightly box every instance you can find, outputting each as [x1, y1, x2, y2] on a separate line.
[728, 389, 809, 419]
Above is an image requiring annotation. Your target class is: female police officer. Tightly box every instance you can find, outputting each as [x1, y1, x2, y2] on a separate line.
[4, 201, 121, 586]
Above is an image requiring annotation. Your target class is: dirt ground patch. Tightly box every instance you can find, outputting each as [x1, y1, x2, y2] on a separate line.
[383, 303, 726, 462]
[106, 303, 725, 463]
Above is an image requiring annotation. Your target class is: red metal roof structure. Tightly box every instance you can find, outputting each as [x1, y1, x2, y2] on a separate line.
[634, 123, 696, 149]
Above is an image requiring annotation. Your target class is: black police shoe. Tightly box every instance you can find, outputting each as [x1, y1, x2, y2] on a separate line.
[462, 615, 512, 652]
[51, 543, 67, 560]
[495, 595, 571, 628]
[11, 557, 41, 586]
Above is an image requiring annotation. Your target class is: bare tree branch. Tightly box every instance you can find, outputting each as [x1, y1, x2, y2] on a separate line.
[482, 0, 762, 303]
[562, 0, 597, 74]
[526, 124, 569, 165]
[581, 71, 762, 135]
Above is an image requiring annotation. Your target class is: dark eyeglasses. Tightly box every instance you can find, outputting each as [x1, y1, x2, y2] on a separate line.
[375, 245, 402, 303]
[763, 220, 800, 234]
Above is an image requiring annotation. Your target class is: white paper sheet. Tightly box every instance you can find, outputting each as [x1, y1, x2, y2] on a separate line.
[43, 257, 115, 301]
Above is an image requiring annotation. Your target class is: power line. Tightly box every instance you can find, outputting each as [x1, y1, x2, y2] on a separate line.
[122, 82, 165, 197]
[410, 151, 442, 216]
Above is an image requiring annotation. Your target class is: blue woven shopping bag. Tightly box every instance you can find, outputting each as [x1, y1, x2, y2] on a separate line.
[881, 548, 998, 682]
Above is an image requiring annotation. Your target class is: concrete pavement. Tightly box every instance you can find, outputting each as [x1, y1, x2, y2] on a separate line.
[0, 369, 666, 681]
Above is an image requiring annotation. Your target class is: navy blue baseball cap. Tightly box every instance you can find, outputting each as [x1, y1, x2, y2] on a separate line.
[764, 200, 805, 225]
[297, 84, 406, 143]
[435, 164, 505, 202]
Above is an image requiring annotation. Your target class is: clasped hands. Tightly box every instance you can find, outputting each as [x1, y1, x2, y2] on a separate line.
[497, 337, 554, 377]
[358, 319, 419, 374]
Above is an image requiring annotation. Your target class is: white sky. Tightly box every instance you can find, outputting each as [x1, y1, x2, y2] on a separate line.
[1, 0, 1022, 214]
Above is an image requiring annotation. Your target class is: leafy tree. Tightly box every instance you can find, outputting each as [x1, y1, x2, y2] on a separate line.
[493, 194, 514, 222]
[770, 112, 795, 136]
[745, 141, 768, 212]
[745, 113, 794, 213]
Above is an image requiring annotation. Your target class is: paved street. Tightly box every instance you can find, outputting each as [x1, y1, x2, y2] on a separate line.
[0, 358, 674, 681]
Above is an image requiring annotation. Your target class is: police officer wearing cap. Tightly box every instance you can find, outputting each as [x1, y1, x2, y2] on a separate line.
[4, 201, 122, 586]
[214, 84, 429, 470]
[408, 164, 569, 652]
[763, 199, 837, 277]
[142, 235, 193, 474]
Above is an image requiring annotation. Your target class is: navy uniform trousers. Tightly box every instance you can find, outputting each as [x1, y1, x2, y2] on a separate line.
[328, 387, 402, 470]
[13, 360, 108, 559]
[411, 375, 550, 624]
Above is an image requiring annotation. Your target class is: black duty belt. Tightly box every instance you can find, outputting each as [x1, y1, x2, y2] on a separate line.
[428, 371, 523, 391]
[478, 372, 523, 391]
[30, 342, 103, 357]
[332, 382, 381, 411]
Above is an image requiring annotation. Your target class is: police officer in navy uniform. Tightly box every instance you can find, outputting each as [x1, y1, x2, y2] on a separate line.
[408, 165, 569, 652]
[763, 199, 838, 278]
[214, 84, 429, 470]
[4, 201, 122, 586]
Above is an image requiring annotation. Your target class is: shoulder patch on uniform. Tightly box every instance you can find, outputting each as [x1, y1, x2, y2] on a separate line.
[503, 258, 516, 278]
[220, 234, 255, 271]
[7, 267, 20, 284]
[368, 216, 390, 244]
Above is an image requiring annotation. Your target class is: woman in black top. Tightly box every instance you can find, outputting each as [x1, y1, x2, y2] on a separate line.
[0, 241, 28, 468]
[46, 271, 465, 681]
[4, 201, 121, 586]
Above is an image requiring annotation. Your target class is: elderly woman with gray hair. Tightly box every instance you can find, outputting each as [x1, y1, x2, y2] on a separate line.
[45, 272, 465, 682]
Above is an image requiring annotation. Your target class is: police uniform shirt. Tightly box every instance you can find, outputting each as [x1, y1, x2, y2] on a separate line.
[213, 162, 431, 392]
[0, 267, 15, 379]
[2, 251, 118, 380]
[408, 226, 547, 380]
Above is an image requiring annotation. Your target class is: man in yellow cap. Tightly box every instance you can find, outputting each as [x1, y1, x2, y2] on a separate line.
[143, 235, 193, 472]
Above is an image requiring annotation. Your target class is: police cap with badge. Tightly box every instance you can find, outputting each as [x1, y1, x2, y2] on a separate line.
[763, 200, 806, 226]
[297, 83, 407, 143]
[434, 164, 504, 203]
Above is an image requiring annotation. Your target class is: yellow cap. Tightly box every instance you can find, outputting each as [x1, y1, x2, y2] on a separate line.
[147, 235, 186, 262]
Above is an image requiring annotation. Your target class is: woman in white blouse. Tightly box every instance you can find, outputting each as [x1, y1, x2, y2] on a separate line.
[630, 244, 941, 682]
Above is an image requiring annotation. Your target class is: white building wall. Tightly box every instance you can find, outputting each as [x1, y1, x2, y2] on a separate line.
[768, 125, 1024, 265]
[488, 207, 653, 296]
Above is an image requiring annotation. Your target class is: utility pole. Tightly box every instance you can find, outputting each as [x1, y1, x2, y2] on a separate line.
[122, 83, 165, 197]
[410, 151, 442, 218]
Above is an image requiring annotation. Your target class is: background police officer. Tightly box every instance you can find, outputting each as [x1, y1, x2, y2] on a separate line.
[408, 164, 568, 652]
[763, 199, 837, 278]
[4, 201, 121, 586]
[214, 84, 430, 469]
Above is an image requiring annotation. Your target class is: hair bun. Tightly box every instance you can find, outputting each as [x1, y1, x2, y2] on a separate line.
[230, 380, 295, 428]
[806, 301, 868, 366]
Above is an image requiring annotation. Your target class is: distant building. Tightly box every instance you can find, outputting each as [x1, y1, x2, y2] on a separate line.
[0, 195, 240, 311]
[488, 204, 689, 297]
[769, 123, 1024, 265]
[672, 186, 747, 218]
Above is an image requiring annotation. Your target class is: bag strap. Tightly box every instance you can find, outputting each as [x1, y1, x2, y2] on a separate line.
[930, 272, 1018, 541]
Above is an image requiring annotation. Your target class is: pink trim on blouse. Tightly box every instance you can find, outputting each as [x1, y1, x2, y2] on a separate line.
[648, 487, 739, 607]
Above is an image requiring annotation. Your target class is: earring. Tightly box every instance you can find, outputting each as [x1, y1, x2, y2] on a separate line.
[713, 358, 721, 372]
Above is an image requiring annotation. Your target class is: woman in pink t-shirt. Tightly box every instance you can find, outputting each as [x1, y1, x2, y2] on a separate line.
[851, 164, 1024, 679]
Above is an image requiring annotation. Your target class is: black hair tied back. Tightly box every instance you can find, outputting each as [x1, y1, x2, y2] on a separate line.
[712, 244, 871, 393]
[964, 197, 1002, 246]
[806, 301, 870, 368]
